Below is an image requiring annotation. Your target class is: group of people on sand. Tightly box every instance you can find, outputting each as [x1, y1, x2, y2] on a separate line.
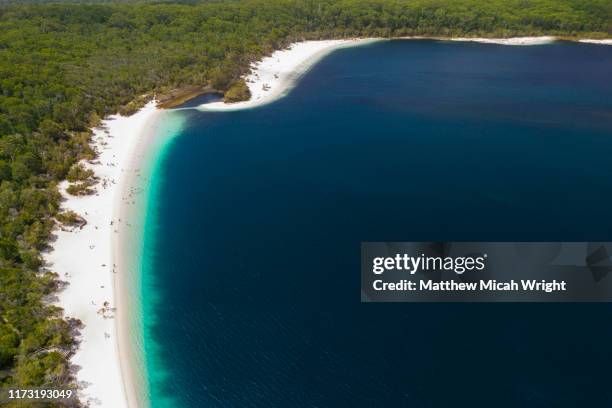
[63, 129, 128, 345]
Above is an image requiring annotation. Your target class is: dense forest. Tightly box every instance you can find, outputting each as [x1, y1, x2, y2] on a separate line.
[0, 0, 610, 404]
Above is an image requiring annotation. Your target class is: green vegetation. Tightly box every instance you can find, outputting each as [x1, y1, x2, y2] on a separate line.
[65, 163, 97, 196]
[65, 182, 95, 196]
[0, 0, 609, 397]
[66, 164, 95, 183]
[224, 79, 251, 103]
[56, 210, 85, 228]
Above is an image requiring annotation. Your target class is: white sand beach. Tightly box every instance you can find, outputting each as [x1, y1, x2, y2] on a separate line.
[42, 34, 611, 408]
[197, 35, 581, 112]
[198, 39, 379, 111]
[451, 36, 556, 45]
[44, 101, 161, 408]
[579, 39, 612, 45]
[45, 39, 381, 408]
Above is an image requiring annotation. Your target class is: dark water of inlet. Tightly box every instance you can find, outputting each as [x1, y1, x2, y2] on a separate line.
[143, 40, 612, 407]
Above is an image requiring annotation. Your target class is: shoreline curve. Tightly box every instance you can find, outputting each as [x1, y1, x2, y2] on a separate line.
[47, 35, 612, 407]
[45, 101, 161, 408]
[197, 39, 381, 112]
[197, 36, 610, 112]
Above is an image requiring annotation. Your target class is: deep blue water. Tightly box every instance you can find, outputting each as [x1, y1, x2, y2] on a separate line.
[144, 40, 612, 407]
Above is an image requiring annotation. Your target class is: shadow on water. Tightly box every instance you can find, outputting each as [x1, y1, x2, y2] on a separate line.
[171, 92, 223, 110]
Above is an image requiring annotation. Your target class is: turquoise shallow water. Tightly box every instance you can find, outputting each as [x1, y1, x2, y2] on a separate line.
[139, 40, 612, 407]
[139, 116, 186, 408]
[118, 111, 186, 407]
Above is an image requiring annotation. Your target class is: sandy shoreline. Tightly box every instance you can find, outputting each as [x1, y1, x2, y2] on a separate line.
[197, 36, 610, 112]
[579, 39, 612, 45]
[45, 102, 161, 407]
[198, 39, 380, 111]
[45, 35, 610, 407]
[452, 36, 612, 45]
[450, 36, 557, 45]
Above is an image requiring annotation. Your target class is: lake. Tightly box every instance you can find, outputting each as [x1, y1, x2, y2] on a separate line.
[140, 39, 612, 407]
